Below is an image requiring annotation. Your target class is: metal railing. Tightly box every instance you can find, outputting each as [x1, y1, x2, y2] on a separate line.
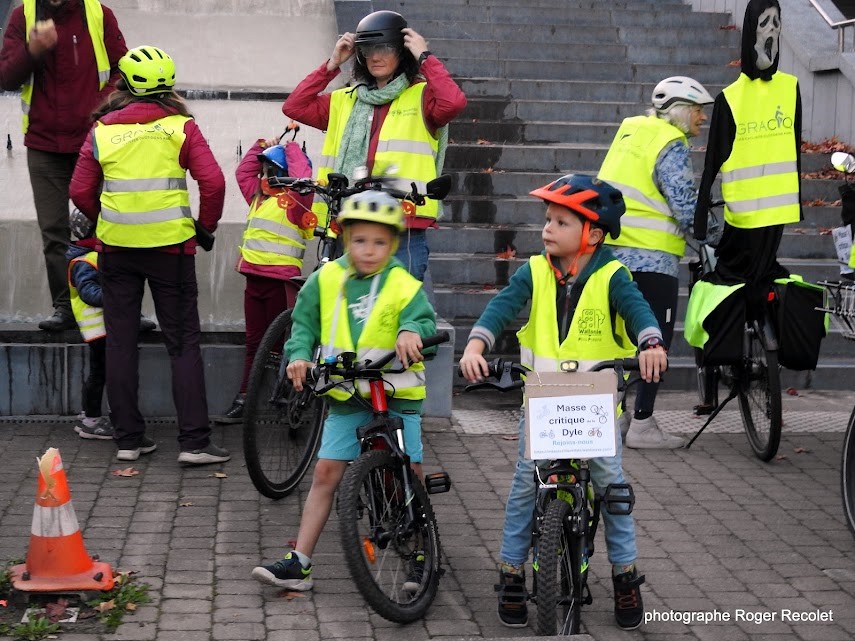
[809, 0, 855, 52]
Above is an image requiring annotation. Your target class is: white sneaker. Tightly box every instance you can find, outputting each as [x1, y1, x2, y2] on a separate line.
[617, 412, 631, 441]
[625, 416, 685, 449]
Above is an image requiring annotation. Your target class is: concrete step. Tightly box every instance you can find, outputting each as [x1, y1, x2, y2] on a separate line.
[456, 78, 711, 101]
[618, 25, 741, 47]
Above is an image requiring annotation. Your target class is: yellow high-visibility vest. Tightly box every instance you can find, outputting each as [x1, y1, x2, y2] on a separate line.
[314, 83, 439, 226]
[517, 256, 637, 373]
[21, 0, 110, 133]
[239, 195, 312, 268]
[68, 251, 105, 342]
[720, 72, 800, 228]
[599, 115, 688, 257]
[93, 114, 194, 248]
[318, 261, 426, 402]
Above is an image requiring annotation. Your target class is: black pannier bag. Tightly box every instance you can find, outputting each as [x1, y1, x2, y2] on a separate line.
[771, 278, 827, 371]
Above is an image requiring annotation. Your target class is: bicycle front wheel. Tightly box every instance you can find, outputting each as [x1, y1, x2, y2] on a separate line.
[535, 499, 582, 636]
[243, 310, 325, 499]
[841, 408, 855, 537]
[736, 321, 782, 461]
[338, 450, 441, 623]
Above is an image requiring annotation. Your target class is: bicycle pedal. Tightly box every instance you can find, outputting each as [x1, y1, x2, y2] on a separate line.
[693, 403, 716, 416]
[425, 471, 452, 494]
[603, 483, 635, 515]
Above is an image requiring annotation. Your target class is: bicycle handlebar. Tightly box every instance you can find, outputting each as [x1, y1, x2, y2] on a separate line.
[460, 358, 642, 393]
[267, 173, 452, 206]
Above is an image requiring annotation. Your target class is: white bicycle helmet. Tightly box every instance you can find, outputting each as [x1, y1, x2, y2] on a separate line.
[651, 76, 714, 114]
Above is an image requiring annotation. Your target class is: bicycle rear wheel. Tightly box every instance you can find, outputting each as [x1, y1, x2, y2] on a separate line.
[338, 450, 441, 623]
[736, 321, 782, 461]
[535, 499, 582, 636]
[243, 310, 325, 499]
[841, 408, 855, 536]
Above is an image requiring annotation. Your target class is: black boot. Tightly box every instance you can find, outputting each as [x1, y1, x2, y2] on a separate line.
[613, 567, 645, 630]
[38, 309, 76, 332]
[215, 394, 246, 424]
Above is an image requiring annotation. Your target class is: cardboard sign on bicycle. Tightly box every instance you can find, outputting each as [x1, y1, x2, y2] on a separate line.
[524, 371, 618, 460]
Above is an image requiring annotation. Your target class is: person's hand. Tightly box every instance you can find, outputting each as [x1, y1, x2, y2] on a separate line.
[328, 32, 356, 71]
[286, 359, 312, 392]
[639, 346, 668, 383]
[28, 19, 57, 57]
[402, 28, 428, 60]
[458, 340, 489, 383]
[263, 135, 281, 149]
[396, 331, 424, 369]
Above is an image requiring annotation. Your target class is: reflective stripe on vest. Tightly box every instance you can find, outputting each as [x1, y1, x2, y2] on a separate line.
[313, 83, 439, 225]
[93, 114, 194, 248]
[720, 72, 800, 228]
[598, 115, 687, 257]
[517, 256, 636, 372]
[22, 0, 110, 133]
[318, 261, 426, 401]
[68, 251, 105, 342]
[239, 196, 310, 267]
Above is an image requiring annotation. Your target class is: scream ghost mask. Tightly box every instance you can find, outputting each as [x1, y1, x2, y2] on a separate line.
[754, 6, 780, 71]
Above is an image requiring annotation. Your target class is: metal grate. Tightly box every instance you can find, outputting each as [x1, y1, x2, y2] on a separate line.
[818, 280, 855, 340]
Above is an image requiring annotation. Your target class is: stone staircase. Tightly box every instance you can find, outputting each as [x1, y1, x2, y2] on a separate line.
[343, 0, 855, 389]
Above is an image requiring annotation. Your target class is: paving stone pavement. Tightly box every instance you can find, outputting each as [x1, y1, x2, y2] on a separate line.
[1, 388, 855, 640]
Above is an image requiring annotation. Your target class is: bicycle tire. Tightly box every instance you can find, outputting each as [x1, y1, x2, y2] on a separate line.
[535, 499, 582, 636]
[736, 321, 782, 461]
[841, 407, 855, 537]
[338, 450, 441, 623]
[243, 310, 325, 499]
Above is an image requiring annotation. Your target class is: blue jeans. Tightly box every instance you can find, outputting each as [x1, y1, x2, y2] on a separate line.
[395, 228, 429, 281]
[499, 412, 637, 568]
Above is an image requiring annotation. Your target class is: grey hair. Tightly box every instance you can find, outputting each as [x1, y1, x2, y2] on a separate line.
[647, 105, 694, 136]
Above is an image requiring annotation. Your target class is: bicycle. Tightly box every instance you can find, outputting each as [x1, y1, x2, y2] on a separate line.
[242, 172, 452, 499]
[305, 331, 452, 622]
[463, 357, 640, 635]
[685, 203, 783, 461]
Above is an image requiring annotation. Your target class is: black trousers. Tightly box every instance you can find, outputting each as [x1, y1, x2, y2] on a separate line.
[82, 337, 106, 418]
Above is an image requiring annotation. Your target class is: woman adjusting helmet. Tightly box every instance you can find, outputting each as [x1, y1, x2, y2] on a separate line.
[118, 45, 176, 96]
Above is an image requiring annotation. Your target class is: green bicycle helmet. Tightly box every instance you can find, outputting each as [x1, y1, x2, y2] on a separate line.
[119, 46, 176, 96]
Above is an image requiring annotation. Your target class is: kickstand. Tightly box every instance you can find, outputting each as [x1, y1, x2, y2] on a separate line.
[685, 386, 739, 449]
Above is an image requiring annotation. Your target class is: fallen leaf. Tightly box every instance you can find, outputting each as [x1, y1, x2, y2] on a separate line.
[727, 59, 741, 67]
[277, 589, 307, 600]
[112, 467, 139, 477]
[179, 501, 194, 507]
[96, 600, 116, 613]
[775, 454, 789, 461]
[476, 138, 492, 145]
[44, 598, 69, 623]
[210, 472, 228, 478]
[483, 167, 494, 173]
[786, 387, 799, 396]
[77, 609, 98, 620]
[719, 24, 739, 30]
[0, 599, 6, 607]
[501, 435, 519, 441]
[819, 227, 834, 235]
[125, 602, 137, 612]
[802, 136, 855, 154]
[794, 447, 810, 454]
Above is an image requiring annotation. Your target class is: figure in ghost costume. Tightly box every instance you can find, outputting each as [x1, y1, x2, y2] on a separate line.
[693, 0, 802, 314]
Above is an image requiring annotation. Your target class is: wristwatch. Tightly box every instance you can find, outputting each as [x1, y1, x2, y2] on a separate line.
[640, 337, 663, 351]
[418, 50, 432, 65]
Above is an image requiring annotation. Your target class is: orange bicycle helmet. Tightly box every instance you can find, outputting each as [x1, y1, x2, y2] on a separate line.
[529, 174, 625, 239]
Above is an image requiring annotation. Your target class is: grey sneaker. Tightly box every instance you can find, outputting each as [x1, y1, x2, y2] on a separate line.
[177, 443, 231, 465]
[75, 416, 115, 440]
[625, 416, 685, 449]
[116, 436, 157, 461]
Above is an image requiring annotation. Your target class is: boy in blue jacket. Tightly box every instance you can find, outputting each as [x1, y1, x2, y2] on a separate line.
[459, 174, 668, 631]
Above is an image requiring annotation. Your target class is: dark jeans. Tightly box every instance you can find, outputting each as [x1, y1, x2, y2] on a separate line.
[27, 148, 77, 315]
[101, 249, 210, 451]
[82, 337, 106, 418]
[240, 274, 299, 392]
[630, 271, 678, 417]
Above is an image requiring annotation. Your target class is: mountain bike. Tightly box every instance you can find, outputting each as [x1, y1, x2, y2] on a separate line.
[463, 357, 640, 635]
[306, 331, 452, 622]
[242, 172, 452, 499]
[685, 203, 783, 461]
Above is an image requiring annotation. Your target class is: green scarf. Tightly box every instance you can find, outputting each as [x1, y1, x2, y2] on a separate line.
[335, 74, 449, 197]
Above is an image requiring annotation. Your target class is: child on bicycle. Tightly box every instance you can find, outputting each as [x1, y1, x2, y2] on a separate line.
[217, 133, 314, 423]
[251, 189, 437, 591]
[459, 174, 668, 631]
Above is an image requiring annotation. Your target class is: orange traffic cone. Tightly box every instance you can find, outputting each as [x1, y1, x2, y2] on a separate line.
[10, 447, 114, 592]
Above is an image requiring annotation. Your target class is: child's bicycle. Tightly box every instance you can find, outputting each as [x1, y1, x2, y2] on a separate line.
[685, 203, 783, 461]
[242, 173, 452, 499]
[306, 331, 452, 622]
[463, 357, 641, 635]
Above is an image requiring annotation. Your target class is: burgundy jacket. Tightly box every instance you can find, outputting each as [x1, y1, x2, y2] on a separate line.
[283, 56, 467, 230]
[70, 101, 226, 254]
[0, 1, 126, 154]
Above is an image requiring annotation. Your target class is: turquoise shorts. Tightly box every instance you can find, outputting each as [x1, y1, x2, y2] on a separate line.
[318, 407, 424, 463]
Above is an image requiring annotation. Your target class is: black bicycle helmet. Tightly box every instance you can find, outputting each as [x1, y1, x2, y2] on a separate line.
[530, 174, 626, 239]
[354, 10, 407, 48]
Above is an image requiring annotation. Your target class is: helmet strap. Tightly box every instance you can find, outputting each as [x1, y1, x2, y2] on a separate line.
[566, 220, 597, 277]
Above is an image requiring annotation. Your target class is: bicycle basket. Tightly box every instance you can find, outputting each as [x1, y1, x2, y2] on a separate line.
[818, 280, 855, 341]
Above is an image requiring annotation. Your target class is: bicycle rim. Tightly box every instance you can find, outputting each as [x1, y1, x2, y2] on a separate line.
[736, 323, 782, 461]
[243, 310, 325, 499]
[841, 409, 855, 537]
[535, 499, 582, 636]
[338, 450, 441, 623]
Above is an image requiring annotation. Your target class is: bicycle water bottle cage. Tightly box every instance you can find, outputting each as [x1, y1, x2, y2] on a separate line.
[424, 471, 452, 494]
[602, 483, 635, 515]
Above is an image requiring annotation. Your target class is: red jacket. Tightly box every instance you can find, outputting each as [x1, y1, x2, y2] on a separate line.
[0, 1, 126, 154]
[283, 57, 467, 229]
[70, 101, 226, 254]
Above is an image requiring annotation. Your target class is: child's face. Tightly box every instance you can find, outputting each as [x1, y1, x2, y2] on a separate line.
[542, 203, 588, 259]
[346, 221, 397, 275]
